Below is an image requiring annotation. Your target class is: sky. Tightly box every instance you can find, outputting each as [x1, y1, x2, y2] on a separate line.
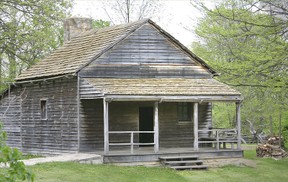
[72, 0, 219, 47]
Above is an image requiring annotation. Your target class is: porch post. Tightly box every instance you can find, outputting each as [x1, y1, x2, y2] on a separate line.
[103, 98, 109, 154]
[193, 102, 199, 151]
[236, 101, 241, 149]
[154, 102, 159, 153]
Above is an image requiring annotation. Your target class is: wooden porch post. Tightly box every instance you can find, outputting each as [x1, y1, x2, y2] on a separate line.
[194, 102, 199, 151]
[103, 98, 109, 154]
[154, 102, 159, 153]
[236, 102, 241, 150]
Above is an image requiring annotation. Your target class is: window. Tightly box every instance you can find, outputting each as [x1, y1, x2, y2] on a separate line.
[40, 100, 47, 120]
[177, 102, 192, 121]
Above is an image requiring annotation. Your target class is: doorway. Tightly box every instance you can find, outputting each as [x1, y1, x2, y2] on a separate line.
[139, 107, 154, 145]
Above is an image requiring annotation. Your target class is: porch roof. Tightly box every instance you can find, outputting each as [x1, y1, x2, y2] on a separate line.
[82, 78, 242, 101]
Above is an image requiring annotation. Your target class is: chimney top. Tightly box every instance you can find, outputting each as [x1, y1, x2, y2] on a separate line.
[63, 17, 93, 42]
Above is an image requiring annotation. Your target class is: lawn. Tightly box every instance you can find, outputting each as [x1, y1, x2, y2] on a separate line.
[26, 150, 288, 182]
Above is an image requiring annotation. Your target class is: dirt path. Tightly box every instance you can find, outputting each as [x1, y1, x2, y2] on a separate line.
[204, 157, 257, 168]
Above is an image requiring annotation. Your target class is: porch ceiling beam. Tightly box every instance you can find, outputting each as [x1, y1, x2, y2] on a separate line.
[100, 95, 242, 102]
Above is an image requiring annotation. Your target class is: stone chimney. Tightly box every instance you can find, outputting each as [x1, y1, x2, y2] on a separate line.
[63, 17, 93, 42]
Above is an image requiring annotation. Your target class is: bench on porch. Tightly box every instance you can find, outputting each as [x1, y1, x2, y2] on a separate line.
[198, 128, 238, 150]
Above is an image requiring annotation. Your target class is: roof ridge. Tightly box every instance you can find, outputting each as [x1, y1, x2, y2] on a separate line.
[73, 19, 150, 39]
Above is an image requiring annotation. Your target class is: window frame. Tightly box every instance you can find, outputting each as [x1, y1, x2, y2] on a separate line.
[177, 102, 192, 122]
[40, 99, 48, 120]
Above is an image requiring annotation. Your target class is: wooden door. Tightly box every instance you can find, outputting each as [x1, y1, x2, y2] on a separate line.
[139, 107, 154, 145]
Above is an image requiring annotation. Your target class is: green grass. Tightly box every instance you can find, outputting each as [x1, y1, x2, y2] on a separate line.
[17, 150, 288, 181]
[178, 150, 288, 182]
[31, 163, 187, 182]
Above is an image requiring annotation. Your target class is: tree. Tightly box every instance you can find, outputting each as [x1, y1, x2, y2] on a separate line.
[191, 0, 288, 136]
[101, 0, 161, 24]
[0, 0, 72, 91]
[92, 19, 111, 29]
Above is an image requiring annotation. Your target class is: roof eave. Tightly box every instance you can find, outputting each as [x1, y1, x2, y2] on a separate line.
[102, 94, 243, 102]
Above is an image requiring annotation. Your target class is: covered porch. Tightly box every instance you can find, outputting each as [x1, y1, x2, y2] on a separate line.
[79, 78, 242, 157]
[101, 99, 241, 154]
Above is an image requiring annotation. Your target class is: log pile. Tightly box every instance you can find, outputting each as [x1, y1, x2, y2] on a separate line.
[256, 136, 287, 159]
[267, 136, 284, 147]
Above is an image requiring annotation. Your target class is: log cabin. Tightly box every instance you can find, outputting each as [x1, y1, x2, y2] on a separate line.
[0, 18, 243, 164]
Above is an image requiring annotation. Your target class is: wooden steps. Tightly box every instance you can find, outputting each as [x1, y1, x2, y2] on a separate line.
[159, 155, 208, 170]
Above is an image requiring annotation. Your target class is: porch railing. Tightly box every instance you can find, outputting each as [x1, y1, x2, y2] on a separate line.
[198, 128, 238, 150]
[108, 131, 155, 154]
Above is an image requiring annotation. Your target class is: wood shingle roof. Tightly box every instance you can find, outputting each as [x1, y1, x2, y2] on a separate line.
[82, 78, 241, 99]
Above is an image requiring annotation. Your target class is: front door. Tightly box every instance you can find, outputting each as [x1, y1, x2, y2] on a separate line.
[139, 107, 154, 145]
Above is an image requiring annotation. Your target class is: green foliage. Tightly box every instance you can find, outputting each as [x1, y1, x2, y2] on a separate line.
[0, 124, 34, 182]
[192, 0, 288, 136]
[212, 103, 236, 128]
[282, 125, 288, 149]
[0, 0, 72, 91]
[92, 19, 111, 29]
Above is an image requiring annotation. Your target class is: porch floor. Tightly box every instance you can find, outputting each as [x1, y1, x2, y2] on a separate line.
[90, 147, 244, 163]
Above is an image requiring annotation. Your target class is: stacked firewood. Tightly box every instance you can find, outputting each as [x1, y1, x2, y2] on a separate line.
[256, 136, 287, 159]
[267, 136, 284, 147]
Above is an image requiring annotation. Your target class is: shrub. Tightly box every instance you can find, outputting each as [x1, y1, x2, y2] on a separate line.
[0, 124, 34, 182]
[282, 125, 288, 149]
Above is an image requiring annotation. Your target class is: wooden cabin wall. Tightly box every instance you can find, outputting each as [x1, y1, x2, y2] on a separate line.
[159, 102, 193, 147]
[109, 101, 155, 149]
[79, 99, 103, 152]
[79, 100, 155, 151]
[78, 100, 212, 150]
[0, 87, 22, 149]
[79, 24, 211, 79]
[0, 78, 79, 155]
[198, 103, 212, 138]
[159, 102, 212, 148]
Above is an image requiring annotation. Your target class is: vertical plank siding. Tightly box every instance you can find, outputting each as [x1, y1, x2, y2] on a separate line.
[0, 78, 78, 155]
[79, 24, 211, 79]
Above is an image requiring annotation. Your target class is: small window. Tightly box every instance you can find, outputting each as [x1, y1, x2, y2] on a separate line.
[177, 102, 192, 121]
[40, 100, 47, 120]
